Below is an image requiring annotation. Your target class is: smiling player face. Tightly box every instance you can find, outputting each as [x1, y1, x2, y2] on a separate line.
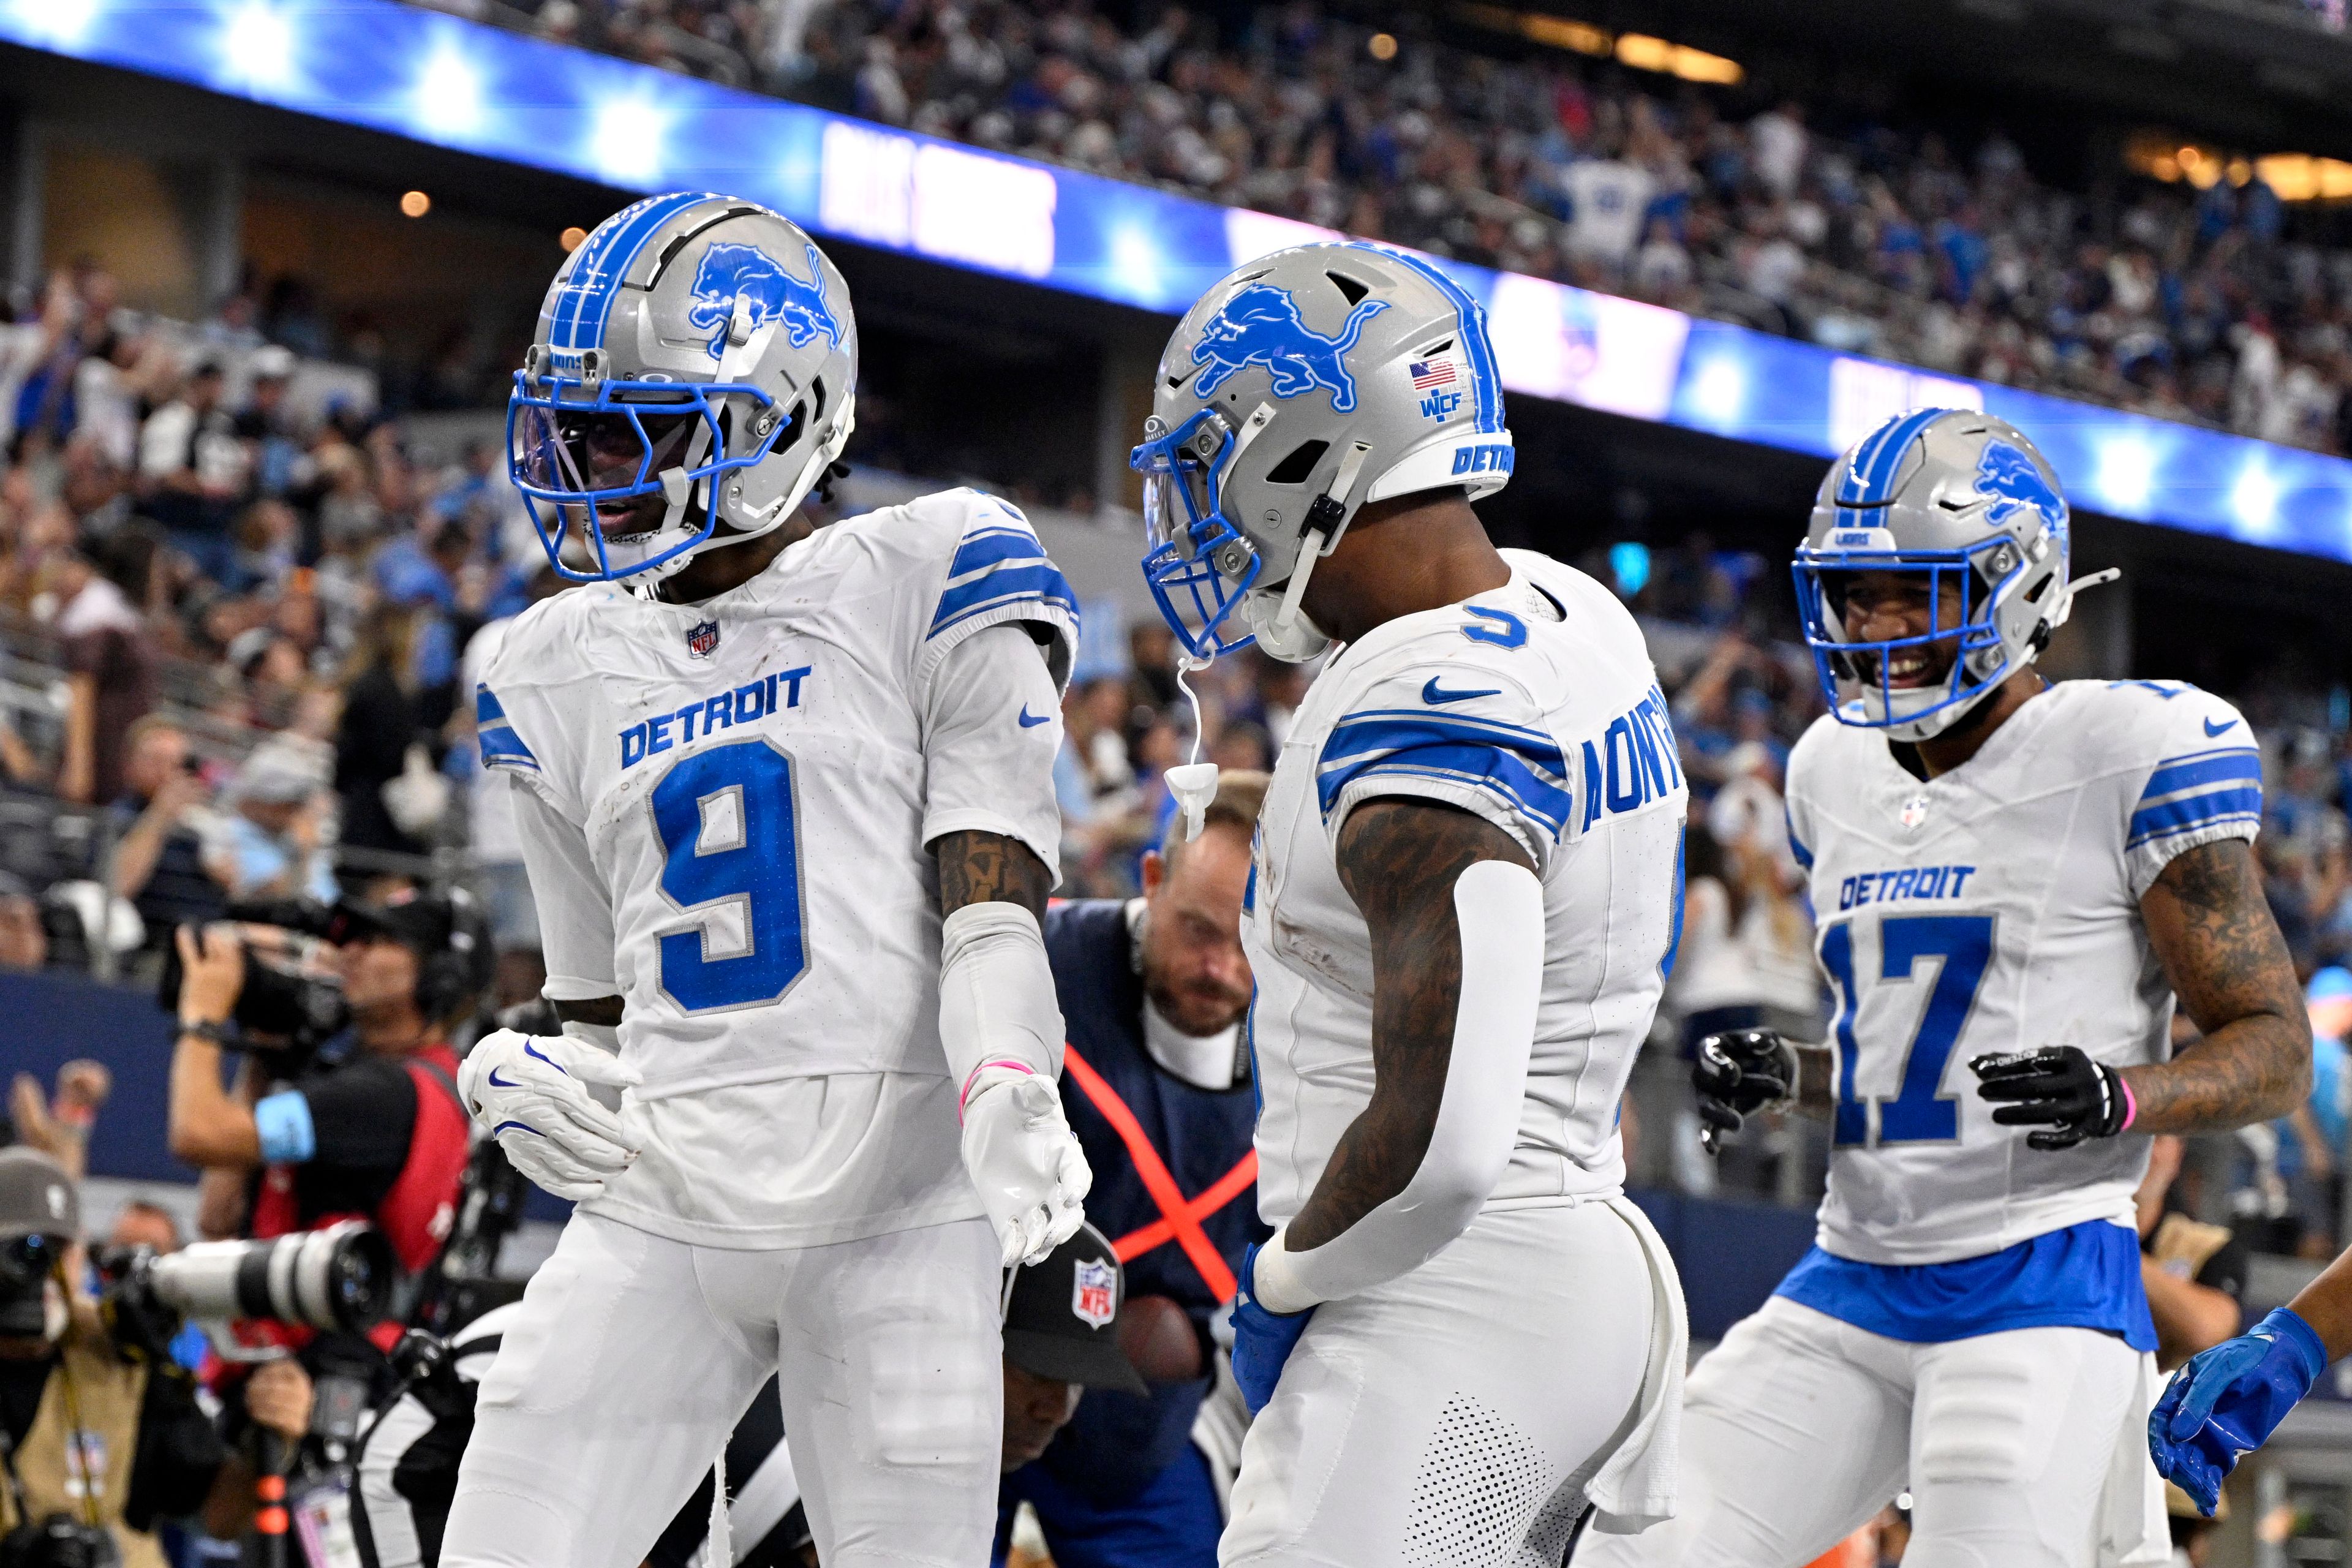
[1837, 568, 1967, 692]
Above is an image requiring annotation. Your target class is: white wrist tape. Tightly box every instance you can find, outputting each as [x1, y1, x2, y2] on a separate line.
[1277, 859, 1546, 1307]
[939, 902, 1067, 1117]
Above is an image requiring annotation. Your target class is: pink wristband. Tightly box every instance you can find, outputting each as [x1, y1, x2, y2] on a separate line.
[958, 1060, 1036, 1123]
[2116, 1073, 2137, 1133]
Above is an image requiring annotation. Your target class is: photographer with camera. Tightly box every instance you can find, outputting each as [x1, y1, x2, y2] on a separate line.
[164, 888, 484, 1333]
[0, 1148, 314, 1568]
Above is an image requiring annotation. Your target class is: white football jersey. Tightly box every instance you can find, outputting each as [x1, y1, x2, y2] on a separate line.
[478, 488, 1074, 1245]
[1246, 550, 1687, 1223]
[1787, 679, 2261, 1265]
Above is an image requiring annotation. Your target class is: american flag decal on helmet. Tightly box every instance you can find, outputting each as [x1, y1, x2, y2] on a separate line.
[1409, 358, 1457, 390]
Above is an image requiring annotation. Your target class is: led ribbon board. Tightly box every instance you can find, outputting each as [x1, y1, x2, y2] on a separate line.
[16, 0, 2352, 559]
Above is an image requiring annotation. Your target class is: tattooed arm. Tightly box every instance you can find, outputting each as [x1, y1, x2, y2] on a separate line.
[930, 828, 1054, 921]
[1283, 799, 1539, 1254]
[2127, 837, 2310, 1133]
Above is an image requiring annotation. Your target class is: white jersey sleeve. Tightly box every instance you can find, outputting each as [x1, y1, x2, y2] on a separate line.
[903, 491, 1078, 706]
[508, 778, 618, 1003]
[2117, 686, 2261, 897]
[919, 620, 1065, 880]
[1313, 654, 1579, 873]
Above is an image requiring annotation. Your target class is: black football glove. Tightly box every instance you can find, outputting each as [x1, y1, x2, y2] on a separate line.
[1693, 1029, 1799, 1155]
[1970, 1046, 2131, 1150]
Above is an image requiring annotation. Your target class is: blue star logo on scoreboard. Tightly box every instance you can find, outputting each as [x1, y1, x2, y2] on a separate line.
[686, 619, 721, 658]
[684, 241, 846, 360]
[1071, 1258, 1117, 1329]
[1189, 282, 1390, 411]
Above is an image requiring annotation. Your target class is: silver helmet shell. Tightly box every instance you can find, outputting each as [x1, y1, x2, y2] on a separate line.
[1793, 409, 2081, 742]
[508, 192, 858, 584]
[1129, 242, 1512, 662]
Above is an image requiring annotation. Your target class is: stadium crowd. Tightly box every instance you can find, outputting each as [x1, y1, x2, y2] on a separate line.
[417, 0, 2352, 451]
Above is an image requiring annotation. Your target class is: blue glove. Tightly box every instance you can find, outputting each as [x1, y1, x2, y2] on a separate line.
[1231, 1242, 1314, 1415]
[2149, 1307, 2331, 1516]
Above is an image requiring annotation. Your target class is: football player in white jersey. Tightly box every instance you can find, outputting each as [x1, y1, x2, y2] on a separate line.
[435, 194, 1093, 1568]
[1574, 409, 2310, 1568]
[1129, 241, 1690, 1565]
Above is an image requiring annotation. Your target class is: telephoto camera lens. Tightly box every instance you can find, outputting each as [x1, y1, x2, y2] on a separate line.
[140, 1221, 396, 1332]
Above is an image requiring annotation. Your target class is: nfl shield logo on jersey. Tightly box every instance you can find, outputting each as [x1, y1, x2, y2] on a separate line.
[686, 619, 721, 659]
[1071, 1259, 1117, 1329]
[1901, 793, 1930, 829]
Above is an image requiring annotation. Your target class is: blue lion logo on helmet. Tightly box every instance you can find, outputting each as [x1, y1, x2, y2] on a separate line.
[1974, 439, 2066, 543]
[1190, 284, 1389, 412]
[684, 242, 844, 361]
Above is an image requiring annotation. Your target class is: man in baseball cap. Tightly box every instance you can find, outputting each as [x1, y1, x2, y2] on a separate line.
[1001, 1222, 1148, 1476]
[0, 1147, 78, 1341]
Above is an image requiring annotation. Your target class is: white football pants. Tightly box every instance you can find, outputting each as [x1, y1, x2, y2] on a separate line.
[440, 1209, 1001, 1568]
[1221, 1201, 1666, 1568]
[1571, 1294, 2164, 1568]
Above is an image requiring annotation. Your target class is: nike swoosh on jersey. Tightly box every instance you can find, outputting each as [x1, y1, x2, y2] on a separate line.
[1018, 706, 1053, 728]
[1422, 677, 1503, 704]
[2204, 717, 2239, 737]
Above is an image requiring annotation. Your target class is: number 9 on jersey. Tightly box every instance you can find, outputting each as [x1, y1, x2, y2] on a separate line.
[650, 737, 809, 1012]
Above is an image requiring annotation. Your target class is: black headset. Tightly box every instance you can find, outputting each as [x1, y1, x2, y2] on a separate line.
[413, 885, 497, 1025]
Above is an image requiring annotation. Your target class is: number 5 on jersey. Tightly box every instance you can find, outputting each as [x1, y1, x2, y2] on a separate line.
[1820, 914, 1996, 1146]
[650, 738, 809, 1012]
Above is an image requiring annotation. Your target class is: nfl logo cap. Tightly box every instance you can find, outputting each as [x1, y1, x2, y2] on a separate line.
[1002, 1221, 1148, 1395]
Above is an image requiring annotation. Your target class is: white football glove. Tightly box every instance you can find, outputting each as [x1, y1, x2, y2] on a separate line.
[960, 1067, 1091, 1267]
[458, 1028, 643, 1202]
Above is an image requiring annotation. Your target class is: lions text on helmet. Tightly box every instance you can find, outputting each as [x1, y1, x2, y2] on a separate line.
[1129, 241, 1513, 663]
[508, 194, 858, 586]
[1790, 409, 2119, 742]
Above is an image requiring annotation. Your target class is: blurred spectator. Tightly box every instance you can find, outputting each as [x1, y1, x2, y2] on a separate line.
[105, 716, 225, 948]
[0, 872, 45, 971]
[137, 361, 249, 585]
[6, 1060, 110, 1181]
[207, 743, 335, 903]
[336, 603, 435, 864]
[51, 537, 156, 805]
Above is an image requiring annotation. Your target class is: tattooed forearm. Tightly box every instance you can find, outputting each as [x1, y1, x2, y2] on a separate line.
[1285, 800, 1534, 1253]
[931, 829, 1054, 921]
[2128, 837, 2311, 1133]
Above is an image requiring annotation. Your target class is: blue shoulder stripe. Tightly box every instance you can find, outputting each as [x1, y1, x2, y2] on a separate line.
[2127, 786, 2262, 850]
[1316, 712, 1572, 840]
[475, 684, 507, 725]
[946, 526, 1046, 579]
[928, 562, 1078, 639]
[478, 724, 540, 772]
[1787, 807, 1814, 870]
[2139, 748, 2261, 802]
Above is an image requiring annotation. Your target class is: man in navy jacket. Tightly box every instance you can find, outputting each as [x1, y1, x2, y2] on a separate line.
[998, 771, 1270, 1567]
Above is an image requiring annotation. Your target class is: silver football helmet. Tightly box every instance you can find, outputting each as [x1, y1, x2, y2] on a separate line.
[508, 192, 858, 584]
[1130, 242, 1513, 663]
[1793, 409, 2109, 741]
